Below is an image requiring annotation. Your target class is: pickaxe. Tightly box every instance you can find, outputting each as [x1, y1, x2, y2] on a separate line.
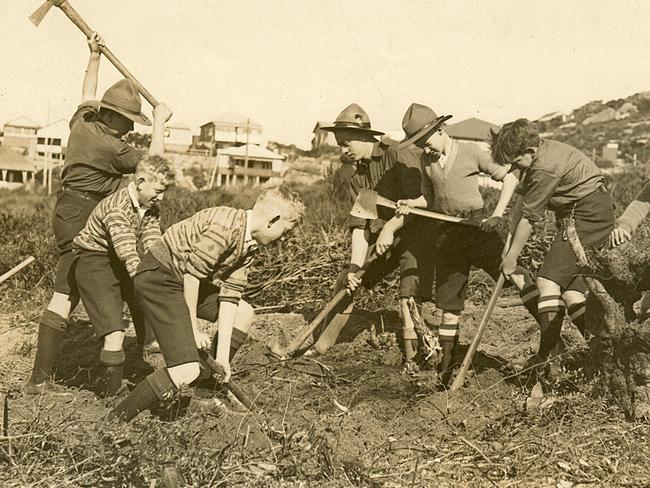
[350, 189, 481, 226]
[198, 350, 255, 411]
[0, 257, 35, 285]
[29, 0, 159, 107]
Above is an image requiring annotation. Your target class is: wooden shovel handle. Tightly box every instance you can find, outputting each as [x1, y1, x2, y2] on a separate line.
[57, 1, 159, 107]
[0, 257, 35, 285]
[450, 273, 506, 391]
[199, 350, 255, 410]
[375, 195, 481, 227]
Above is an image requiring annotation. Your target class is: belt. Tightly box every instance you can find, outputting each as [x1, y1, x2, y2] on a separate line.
[60, 186, 104, 202]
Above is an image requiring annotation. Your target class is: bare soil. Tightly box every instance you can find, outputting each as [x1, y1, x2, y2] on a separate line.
[1, 298, 649, 487]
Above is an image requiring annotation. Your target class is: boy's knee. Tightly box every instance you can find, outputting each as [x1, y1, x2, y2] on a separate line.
[235, 300, 255, 333]
[536, 277, 561, 295]
[167, 362, 201, 388]
[561, 290, 585, 307]
[103, 330, 125, 351]
[47, 292, 77, 320]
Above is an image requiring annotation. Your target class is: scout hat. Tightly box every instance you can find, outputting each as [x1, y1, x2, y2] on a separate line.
[321, 103, 384, 136]
[399, 103, 452, 148]
[99, 79, 151, 126]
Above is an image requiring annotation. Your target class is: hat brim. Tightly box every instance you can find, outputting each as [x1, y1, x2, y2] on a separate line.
[100, 101, 152, 126]
[320, 124, 384, 136]
[399, 114, 453, 149]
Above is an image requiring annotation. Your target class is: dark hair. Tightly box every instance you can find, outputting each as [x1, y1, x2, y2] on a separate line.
[490, 118, 540, 165]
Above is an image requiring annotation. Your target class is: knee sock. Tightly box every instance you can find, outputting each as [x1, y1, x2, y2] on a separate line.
[519, 284, 539, 321]
[537, 296, 565, 359]
[567, 302, 587, 337]
[99, 349, 126, 397]
[29, 310, 67, 385]
[438, 314, 459, 373]
[110, 368, 176, 422]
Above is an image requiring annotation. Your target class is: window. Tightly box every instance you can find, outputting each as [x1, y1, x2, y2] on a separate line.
[37, 137, 45, 144]
[53, 138, 61, 146]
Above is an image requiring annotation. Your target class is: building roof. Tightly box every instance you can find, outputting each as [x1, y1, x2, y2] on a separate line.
[4, 116, 41, 129]
[219, 144, 284, 160]
[313, 121, 333, 132]
[0, 146, 37, 171]
[37, 119, 70, 138]
[203, 111, 262, 129]
[537, 111, 566, 122]
[446, 118, 499, 142]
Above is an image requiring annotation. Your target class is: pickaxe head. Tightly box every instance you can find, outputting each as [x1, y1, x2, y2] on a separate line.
[29, 0, 66, 27]
[350, 189, 380, 220]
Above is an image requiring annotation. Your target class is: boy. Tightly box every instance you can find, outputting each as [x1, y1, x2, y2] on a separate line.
[494, 119, 615, 369]
[27, 32, 172, 395]
[303, 104, 435, 362]
[73, 155, 176, 397]
[110, 186, 305, 422]
[610, 183, 650, 247]
[392, 103, 533, 382]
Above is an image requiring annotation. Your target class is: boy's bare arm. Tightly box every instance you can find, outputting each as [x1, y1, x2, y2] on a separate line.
[492, 172, 518, 218]
[149, 103, 173, 156]
[215, 302, 237, 382]
[501, 217, 533, 276]
[347, 227, 370, 291]
[183, 274, 210, 350]
[81, 32, 103, 102]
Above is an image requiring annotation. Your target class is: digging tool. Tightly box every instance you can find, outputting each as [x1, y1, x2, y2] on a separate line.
[29, 0, 159, 107]
[0, 257, 35, 285]
[351, 189, 481, 226]
[198, 350, 255, 411]
[450, 274, 506, 391]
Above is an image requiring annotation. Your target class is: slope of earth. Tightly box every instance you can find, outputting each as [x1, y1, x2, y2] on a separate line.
[1, 301, 649, 487]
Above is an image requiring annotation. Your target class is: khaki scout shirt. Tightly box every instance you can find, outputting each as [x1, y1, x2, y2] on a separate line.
[516, 139, 604, 222]
[61, 101, 144, 198]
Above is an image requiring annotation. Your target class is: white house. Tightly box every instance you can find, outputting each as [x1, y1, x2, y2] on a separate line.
[198, 112, 263, 154]
[36, 119, 70, 162]
[164, 123, 193, 153]
[2, 116, 41, 157]
[209, 144, 284, 187]
[0, 145, 38, 189]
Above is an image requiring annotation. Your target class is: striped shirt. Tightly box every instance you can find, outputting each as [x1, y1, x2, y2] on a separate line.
[148, 207, 257, 304]
[73, 183, 161, 277]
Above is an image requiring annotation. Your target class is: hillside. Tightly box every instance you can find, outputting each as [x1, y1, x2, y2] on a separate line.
[536, 91, 650, 167]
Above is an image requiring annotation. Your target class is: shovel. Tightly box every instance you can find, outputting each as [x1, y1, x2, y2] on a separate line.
[198, 350, 255, 411]
[351, 189, 481, 226]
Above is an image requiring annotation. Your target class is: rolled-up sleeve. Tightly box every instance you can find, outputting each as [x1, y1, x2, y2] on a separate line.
[520, 169, 561, 222]
[218, 265, 247, 304]
[477, 147, 510, 182]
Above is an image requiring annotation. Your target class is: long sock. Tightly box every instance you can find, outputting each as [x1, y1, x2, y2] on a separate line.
[29, 310, 66, 385]
[99, 349, 126, 397]
[110, 369, 176, 422]
[438, 314, 459, 374]
[567, 302, 587, 337]
[537, 308, 565, 360]
[519, 284, 539, 320]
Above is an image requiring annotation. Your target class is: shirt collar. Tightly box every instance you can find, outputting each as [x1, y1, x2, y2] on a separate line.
[127, 182, 147, 218]
[244, 210, 257, 251]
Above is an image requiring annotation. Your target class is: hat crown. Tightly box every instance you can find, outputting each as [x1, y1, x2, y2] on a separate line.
[402, 103, 440, 137]
[334, 103, 373, 129]
[100, 79, 142, 115]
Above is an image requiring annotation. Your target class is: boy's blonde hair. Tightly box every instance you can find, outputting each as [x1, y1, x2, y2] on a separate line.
[135, 154, 176, 185]
[254, 185, 305, 222]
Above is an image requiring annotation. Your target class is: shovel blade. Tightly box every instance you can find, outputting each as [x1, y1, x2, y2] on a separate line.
[350, 188, 379, 220]
[29, 1, 54, 27]
[267, 329, 290, 360]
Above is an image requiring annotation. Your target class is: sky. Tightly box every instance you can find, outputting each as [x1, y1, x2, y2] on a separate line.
[1, 0, 649, 149]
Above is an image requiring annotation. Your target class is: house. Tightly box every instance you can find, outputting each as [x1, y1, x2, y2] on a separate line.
[197, 112, 263, 155]
[445, 117, 499, 144]
[0, 145, 38, 189]
[602, 142, 619, 164]
[2, 116, 41, 157]
[36, 119, 70, 162]
[311, 121, 337, 151]
[164, 122, 193, 153]
[209, 144, 283, 187]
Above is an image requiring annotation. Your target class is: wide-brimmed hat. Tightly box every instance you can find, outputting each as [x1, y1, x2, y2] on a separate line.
[321, 103, 384, 136]
[399, 103, 452, 148]
[99, 79, 151, 126]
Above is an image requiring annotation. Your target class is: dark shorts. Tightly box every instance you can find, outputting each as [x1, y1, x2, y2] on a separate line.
[360, 218, 436, 299]
[435, 218, 504, 311]
[133, 251, 226, 368]
[52, 191, 102, 295]
[75, 250, 144, 340]
[538, 186, 615, 292]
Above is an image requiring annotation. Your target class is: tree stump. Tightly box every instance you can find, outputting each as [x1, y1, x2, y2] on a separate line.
[565, 218, 650, 420]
